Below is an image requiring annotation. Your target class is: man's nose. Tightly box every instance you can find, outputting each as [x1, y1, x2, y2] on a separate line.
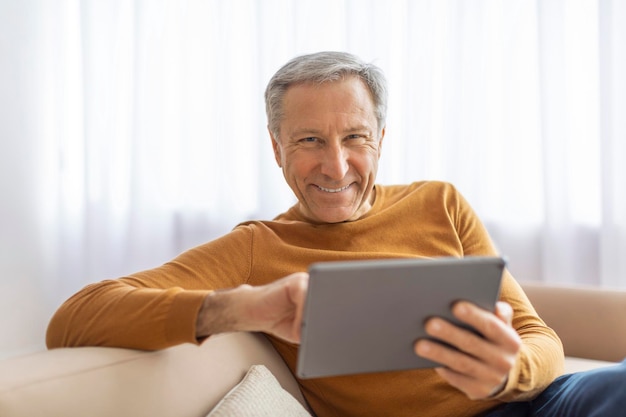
[320, 144, 349, 179]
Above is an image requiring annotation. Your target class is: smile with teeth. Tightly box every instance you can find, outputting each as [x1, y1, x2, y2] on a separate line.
[316, 184, 352, 193]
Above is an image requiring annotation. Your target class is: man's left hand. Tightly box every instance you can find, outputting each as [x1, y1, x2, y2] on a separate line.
[414, 301, 522, 400]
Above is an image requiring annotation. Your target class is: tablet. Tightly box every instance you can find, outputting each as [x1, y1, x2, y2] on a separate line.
[296, 256, 505, 379]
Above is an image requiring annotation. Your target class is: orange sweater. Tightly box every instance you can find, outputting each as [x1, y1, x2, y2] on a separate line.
[47, 181, 564, 417]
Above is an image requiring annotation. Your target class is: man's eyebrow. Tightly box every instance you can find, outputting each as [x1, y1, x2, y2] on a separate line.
[344, 125, 375, 134]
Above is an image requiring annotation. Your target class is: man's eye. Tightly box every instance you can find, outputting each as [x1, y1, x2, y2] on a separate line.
[300, 137, 318, 143]
[347, 134, 369, 142]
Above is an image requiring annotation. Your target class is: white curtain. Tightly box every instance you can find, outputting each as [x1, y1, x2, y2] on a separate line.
[1, 0, 625, 358]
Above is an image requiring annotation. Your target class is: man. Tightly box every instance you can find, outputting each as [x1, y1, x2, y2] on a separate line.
[47, 51, 625, 416]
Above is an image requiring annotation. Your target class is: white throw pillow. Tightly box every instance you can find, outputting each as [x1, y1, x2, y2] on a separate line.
[206, 365, 312, 417]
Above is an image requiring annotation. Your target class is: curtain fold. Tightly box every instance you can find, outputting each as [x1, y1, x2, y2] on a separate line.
[598, 0, 626, 287]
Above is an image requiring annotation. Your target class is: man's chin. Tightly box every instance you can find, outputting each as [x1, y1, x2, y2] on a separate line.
[308, 208, 358, 224]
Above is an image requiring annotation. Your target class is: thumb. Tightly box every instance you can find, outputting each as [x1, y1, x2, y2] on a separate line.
[287, 273, 309, 342]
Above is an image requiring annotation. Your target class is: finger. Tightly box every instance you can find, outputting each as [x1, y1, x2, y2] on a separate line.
[415, 338, 507, 398]
[418, 312, 520, 379]
[420, 316, 513, 370]
[415, 328, 509, 380]
[452, 302, 521, 353]
[415, 337, 509, 399]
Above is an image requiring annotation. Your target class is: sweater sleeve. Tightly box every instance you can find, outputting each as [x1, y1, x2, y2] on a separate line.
[447, 184, 565, 401]
[46, 226, 254, 350]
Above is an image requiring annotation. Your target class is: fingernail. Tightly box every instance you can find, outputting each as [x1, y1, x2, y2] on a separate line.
[429, 320, 441, 332]
[455, 302, 469, 315]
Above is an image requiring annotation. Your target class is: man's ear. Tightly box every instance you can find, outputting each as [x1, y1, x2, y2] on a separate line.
[377, 127, 386, 159]
[269, 127, 282, 168]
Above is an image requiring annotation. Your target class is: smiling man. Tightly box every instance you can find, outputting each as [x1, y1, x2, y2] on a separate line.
[47, 52, 626, 417]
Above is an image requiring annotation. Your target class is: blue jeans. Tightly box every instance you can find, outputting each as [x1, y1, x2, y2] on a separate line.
[484, 360, 626, 417]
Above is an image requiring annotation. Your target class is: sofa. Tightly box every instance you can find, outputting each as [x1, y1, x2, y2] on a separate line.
[1, 281, 625, 417]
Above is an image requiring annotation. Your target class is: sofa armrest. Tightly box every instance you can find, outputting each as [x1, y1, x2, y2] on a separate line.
[520, 281, 626, 363]
[0, 332, 307, 417]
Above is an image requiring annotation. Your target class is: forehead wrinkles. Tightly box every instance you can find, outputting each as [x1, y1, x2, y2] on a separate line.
[280, 80, 377, 139]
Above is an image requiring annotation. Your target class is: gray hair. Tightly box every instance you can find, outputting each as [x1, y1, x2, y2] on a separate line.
[264, 51, 388, 140]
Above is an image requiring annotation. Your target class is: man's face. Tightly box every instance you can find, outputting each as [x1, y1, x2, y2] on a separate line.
[271, 76, 384, 224]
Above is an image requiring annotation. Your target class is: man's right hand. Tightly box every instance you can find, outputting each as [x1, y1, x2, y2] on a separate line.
[195, 273, 309, 344]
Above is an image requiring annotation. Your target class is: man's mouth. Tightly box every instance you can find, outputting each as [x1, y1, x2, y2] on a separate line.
[316, 184, 352, 193]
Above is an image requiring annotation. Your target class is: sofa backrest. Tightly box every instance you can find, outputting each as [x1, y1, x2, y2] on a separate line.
[521, 281, 626, 362]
